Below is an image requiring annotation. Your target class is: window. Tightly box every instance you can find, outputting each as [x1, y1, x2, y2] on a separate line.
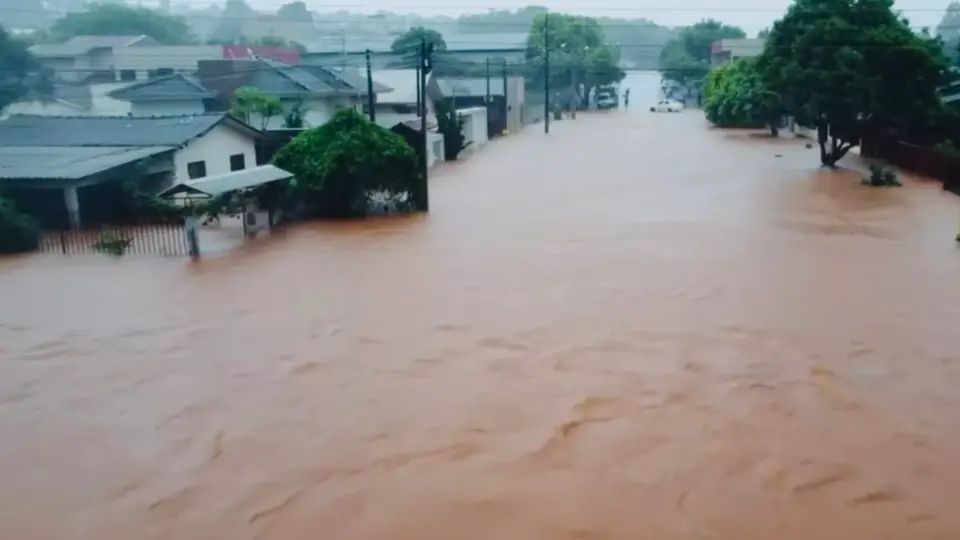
[187, 161, 207, 179]
[229, 153, 246, 172]
[119, 69, 136, 82]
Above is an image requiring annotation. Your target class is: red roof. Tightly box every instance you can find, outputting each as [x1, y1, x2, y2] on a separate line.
[222, 45, 300, 64]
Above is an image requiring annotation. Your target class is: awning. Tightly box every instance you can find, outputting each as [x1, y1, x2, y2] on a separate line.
[158, 165, 293, 201]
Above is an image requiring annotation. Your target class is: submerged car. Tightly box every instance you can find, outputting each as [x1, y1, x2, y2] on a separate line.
[596, 94, 618, 110]
[650, 99, 684, 112]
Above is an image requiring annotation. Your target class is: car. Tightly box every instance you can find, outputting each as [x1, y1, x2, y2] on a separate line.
[650, 99, 684, 113]
[596, 94, 618, 110]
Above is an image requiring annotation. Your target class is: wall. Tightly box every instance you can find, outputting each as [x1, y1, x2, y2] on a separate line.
[252, 97, 362, 130]
[90, 83, 133, 116]
[458, 107, 488, 153]
[173, 124, 258, 182]
[2, 100, 86, 118]
[132, 99, 206, 117]
[112, 46, 223, 75]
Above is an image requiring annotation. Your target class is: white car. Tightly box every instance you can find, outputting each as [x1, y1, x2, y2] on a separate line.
[650, 99, 684, 112]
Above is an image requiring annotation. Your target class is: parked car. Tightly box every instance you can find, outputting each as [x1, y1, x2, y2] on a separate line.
[650, 99, 684, 113]
[596, 94, 618, 110]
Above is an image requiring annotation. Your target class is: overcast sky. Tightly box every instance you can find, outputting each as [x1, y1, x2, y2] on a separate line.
[261, 0, 950, 35]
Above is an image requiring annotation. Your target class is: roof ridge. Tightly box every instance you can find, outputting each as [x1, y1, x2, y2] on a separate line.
[6, 113, 226, 120]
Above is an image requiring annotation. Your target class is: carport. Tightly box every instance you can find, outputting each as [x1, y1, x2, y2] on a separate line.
[158, 165, 294, 249]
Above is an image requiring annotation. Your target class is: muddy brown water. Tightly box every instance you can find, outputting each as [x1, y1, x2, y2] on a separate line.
[3, 106, 960, 539]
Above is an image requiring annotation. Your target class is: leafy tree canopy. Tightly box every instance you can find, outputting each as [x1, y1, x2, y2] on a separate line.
[0, 26, 45, 112]
[230, 86, 284, 129]
[276, 1, 312, 22]
[703, 57, 783, 135]
[758, 0, 949, 166]
[390, 26, 447, 68]
[659, 19, 746, 84]
[526, 13, 625, 94]
[50, 3, 194, 44]
[273, 108, 421, 218]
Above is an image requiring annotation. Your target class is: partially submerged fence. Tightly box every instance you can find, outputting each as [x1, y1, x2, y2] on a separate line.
[861, 136, 960, 195]
[37, 223, 189, 257]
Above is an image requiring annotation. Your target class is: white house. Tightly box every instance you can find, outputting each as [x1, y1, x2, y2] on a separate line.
[0, 113, 263, 228]
[29, 35, 160, 83]
[109, 59, 390, 128]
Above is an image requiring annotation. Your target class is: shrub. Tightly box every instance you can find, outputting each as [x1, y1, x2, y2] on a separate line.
[273, 108, 420, 218]
[862, 164, 902, 187]
[0, 197, 40, 254]
[435, 101, 469, 160]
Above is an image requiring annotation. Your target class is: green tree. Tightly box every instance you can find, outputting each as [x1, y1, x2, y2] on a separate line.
[276, 1, 312, 22]
[230, 86, 284, 130]
[390, 26, 446, 68]
[659, 19, 746, 85]
[758, 0, 949, 167]
[0, 197, 40, 254]
[253, 35, 307, 53]
[435, 101, 468, 160]
[0, 26, 45, 112]
[273, 108, 420, 218]
[50, 3, 193, 44]
[703, 58, 783, 135]
[526, 13, 625, 104]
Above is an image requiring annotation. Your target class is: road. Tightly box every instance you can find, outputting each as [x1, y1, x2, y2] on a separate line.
[3, 97, 960, 540]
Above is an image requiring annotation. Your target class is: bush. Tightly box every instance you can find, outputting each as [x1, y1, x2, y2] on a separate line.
[0, 197, 40, 254]
[862, 164, 902, 187]
[436, 101, 469, 160]
[273, 108, 421, 218]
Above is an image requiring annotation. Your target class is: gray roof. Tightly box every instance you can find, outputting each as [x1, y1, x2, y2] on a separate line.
[0, 146, 174, 181]
[248, 60, 385, 97]
[23, 84, 93, 109]
[435, 77, 506, 98]
[158, 165, 293, 199]
[29, 35, 153, 57]
[0, 114, 257, 147]
[109, 74, 216, 102]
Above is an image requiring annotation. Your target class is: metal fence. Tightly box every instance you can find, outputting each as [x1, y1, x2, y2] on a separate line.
[37, 224, 189, 257]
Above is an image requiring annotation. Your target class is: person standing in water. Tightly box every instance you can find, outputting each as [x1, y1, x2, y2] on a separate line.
[623, 88, 630, 110]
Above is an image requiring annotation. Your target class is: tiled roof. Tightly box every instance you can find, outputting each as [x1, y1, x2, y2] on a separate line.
[0, 114, 242, 147]
[108, 74, 216, 102]
[0, 146, 174, 181]
[249, 60, 385, 97]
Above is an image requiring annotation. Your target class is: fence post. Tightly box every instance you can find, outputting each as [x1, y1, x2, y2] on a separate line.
[60, 230, 67, 255]
[184, 216, 200, 259]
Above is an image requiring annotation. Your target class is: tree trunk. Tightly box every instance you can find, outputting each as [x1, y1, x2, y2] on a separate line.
[817, 125, 855, 168]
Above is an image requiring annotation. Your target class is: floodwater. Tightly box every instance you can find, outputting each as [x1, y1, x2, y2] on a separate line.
[4, 73, 960, 539]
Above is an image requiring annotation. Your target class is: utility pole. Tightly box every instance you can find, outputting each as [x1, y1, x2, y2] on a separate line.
[415, 38, 433, 212]
[543, 11, 550, 134]
[502, 58, 508, 133]
[365, 49, 376, 123]
[485, 57, 491, 107]
[415, 63, 422, 116]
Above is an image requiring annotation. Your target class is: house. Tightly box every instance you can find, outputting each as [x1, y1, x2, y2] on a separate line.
[29, 35, 160, 83]
[0, 114, 263, 229]
[109, 59, 389, 128]
[108, 73, 216, 116]
[427, 76, 526, 136]
[710, 38, 765, 67]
